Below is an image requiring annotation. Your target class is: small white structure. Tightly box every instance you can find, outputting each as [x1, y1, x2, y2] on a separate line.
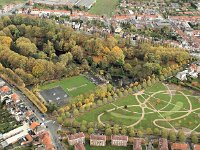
[176, 70, 188, 81]
[0, 80, 5, 87]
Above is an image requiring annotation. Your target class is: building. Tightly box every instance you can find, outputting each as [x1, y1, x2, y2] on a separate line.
[30, 122, 40, 131]
[176, 70, 188, 81]
[0, 80, 5, 87]
[158, 138, 168, 150]
[90, 134, 106, 146]
[39, 130, 55, 150]
[194, 144, 200, 150]
[111, 135, 128, 147]
[0, 123, 30, 148]
[74, 143, 85, 150]
[68, 132, 85, 146]
[11, 93, 20, 103]
[133, 138, 142, 150]
[0, 86, 11, 93]
[171, 143, 187, 150]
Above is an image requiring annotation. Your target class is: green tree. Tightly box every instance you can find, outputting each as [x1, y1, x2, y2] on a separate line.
[88, 128, 94, 134]
[105, 128, 112, 136]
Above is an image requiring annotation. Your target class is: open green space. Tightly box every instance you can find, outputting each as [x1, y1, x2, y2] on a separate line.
[0, 0, 26, 6]
[76, 83, 200, 132]
[39, 75, 96, 97]
[0, 108, 21, 133]
[89, 0, 120, 17]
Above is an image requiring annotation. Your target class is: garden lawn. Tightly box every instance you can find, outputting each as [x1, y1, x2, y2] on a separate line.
[39, 75, 96, 97]
[89, 0, 119, 17]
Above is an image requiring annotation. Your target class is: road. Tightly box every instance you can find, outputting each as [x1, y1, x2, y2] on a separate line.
[13, 88, 65, 150]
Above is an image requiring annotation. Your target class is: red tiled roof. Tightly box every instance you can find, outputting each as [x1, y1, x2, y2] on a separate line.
[39, 131, 55, 150]
[68, 132, 85, 141]
[90, 134, 106, 141]
[30, 122, 40, 130]
[111, 135, 128, 141]
[11, 93, 20, 101]
[74, 143, 85, 150]
[171, 143, 187, 150]
[0, 86, 10, 93]
[194, 144, 200, 150]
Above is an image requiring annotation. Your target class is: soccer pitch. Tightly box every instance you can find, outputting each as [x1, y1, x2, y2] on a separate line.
[39, 75, 96, 97]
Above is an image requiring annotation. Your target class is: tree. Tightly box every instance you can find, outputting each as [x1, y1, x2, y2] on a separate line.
[129, 129, 135, 137]
[161, 129, 168, 138]
[88, 122, 95, 128]
[146, 128, 153, 135]
[137, 130, 143, 137]
[178, 130, 186, 142]
[71, 128, 77, 134]
[97, 100, 103, 106]
[154, 128, 160, 136]
[113, 127, 119, 135]
[147, 80, 152, 87]
[105, 128, 112, 136]
[57, 117, 63, 124]
[80, 125, 87, 132]
[64, 119, 71, 127]
[191, 134, 198, 144]
[73, 109, 79, 116]
[142, 81, 147, 88]
[169, 130, 176, 142]
[43, 40, 55, 57]
[121, 128, 127, 135]
[88, 128, 94, 134]
[137, 84, 142, 91]
[109, 46, 125, 65]
[133, 86, 138, 92]
[81, 120, 87, 126]
[72, 120, 79, 128]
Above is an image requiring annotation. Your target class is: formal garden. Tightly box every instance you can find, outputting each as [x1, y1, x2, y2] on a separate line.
[76, 83, 200, 133]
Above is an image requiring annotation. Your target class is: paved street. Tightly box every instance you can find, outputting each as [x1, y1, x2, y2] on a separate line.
[13, 88, 65, 150]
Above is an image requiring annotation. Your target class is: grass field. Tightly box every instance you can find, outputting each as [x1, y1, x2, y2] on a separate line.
[89, 0, 120, 17]
[40, 75, 96, 97]
[0, 0, 26, 6]
[77, 83, 200, 132]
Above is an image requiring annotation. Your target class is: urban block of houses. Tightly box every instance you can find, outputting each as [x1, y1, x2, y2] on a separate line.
[133, 138, 142, 150]
[90, 134, 106, 146]
[38, 130, 55, 150]
[194, 144, 200, 150]
[158, 138, 168, 150]
[111, 135, 128, 147]
[171, 143, 188, 150]
[68, 132, 85, 145]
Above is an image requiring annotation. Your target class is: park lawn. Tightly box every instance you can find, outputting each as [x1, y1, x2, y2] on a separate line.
[145, 83, 167, 93]
[0, 0, 26, 6]
[114, 95, 139, 106]
[39, 75, 96, 97]
[89, 0, 119, 17]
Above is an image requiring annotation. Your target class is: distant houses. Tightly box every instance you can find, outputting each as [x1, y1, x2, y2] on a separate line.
[90, 134, 106, 146]
[111, 135, 128, 147]
[158, 138, 168, 150]
[133, 138, 142, 150]
[67, 132, 85, 145]
[171, 143, 187, 150]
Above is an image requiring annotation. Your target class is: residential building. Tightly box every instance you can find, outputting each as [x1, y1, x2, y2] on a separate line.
[111, 135, 128, 147]
[176, 70, 188, 81]
[68, 132, 85, 145]
[90, 134, 106, 146]
[39, 130, 55, 150]
[158, 138, 168, 150]
[11, 93, 20, 103]
[133, 138, 142, 150]
[171, 143, 187, 150]
[0, 80, 5, 87]
[194, 144, 200, 150]
[74, 143, 85, 150]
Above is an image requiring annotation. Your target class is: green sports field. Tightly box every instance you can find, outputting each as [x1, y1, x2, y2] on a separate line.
[77, 83, 200, 132]
[39, 75, 96, 97]
[89, 0, 120, 17]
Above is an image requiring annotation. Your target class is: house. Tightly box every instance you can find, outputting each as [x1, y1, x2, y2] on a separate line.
[11, 93, 20, 103]
[194, 144, 200, 150]
[30, 122, 40, 131]
[68, 132, 85, 145]
[74, 143, 85, 150]
[111, 135, 128, 147]
[0, 86, 11, 93]
[133, 138, 142, 150]
[158, 138, 168, 150]
[176, 70, 188, 81]
[39, 130, 55, 150]
[0, 80, 5, 87]
[171, 143, 187, 150]
[90, 134, 106, 146]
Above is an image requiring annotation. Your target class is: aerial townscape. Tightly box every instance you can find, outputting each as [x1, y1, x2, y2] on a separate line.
[0, 0, 200, 150]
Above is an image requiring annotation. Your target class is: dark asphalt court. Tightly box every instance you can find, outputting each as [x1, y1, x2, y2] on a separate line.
[39, 86, 69, 106]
